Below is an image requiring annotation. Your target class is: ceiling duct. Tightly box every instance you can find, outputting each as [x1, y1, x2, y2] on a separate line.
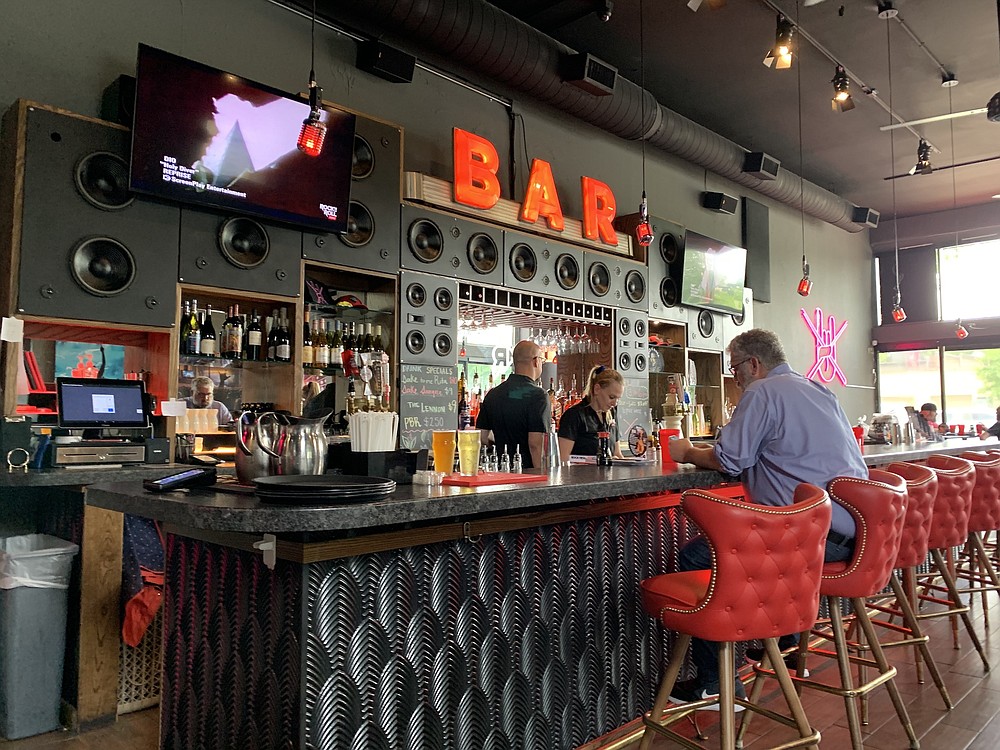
[322, 0, 865, 232]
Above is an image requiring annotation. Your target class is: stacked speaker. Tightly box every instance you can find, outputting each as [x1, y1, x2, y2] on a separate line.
[5, 103, 178, 327]
[686, 307, 725, 352]
[643, 217, 687, 323]
[302, 115, 402, 273]
[502, 230, 584, 300]
[613, 309, 648, 376]
[400, 205, 504, 286]
[398, 271, 458, 366]
[582, 251, 648, 311]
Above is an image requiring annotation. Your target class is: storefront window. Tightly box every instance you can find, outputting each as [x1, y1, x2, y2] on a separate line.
[943, 348, 999, 429]
[877, 349, 940, 420]
[940, 239, 1000, 321]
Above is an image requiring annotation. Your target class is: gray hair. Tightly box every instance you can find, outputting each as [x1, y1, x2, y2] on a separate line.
[728, 328, 787, 370]
[191, 376, 216, 392]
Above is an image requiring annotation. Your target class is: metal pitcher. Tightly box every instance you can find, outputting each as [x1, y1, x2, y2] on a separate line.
[255, 411, 331, 476]
[234, 410, 276, 483]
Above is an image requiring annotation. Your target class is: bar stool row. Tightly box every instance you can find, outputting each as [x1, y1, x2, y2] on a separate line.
[635, 450, 1000, 750]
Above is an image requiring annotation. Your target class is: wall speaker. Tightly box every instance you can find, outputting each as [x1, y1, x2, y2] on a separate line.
[613, 309, 648, 376]
[741, 197, 771, 303]
[100, 74, 136, 127]
[686, 307, 724, 352]
[400, 205, 504, 285]
[502, 230, 584, 300]
[701, 191, 739, 215]
[179, 208, 301, 297]
[302, 115, 402, 273]
[721, 287, 755, 354]
[636, 217, 687, 323]
[851, 206, 880, 229]
[399, 270, 458, 366]
[742, 151, 781, 180]
[356, 40, 416, 84]
[582, 251, 648, 310]
[8, 104, 178, 326]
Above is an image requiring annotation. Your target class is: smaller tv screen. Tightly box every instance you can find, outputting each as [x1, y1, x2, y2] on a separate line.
[130, 44, 356, 232]
[679, 230, 748, 316]
[57, 378, 148, 429]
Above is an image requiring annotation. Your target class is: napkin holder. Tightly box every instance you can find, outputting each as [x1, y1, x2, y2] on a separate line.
[327, 443, 415, 484]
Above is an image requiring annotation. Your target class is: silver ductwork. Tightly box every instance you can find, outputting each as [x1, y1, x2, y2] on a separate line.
[325, 0, 864, 232]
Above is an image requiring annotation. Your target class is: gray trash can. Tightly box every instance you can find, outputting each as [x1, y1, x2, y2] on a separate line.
[0, 534, 79, 740]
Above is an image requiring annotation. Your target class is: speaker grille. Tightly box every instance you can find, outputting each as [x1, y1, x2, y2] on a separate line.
[406, 282, 427, 307]
[434, 287, 453, 311]
[405, 330, 426, 355]
[697, 309, 715, 338]
[407, 219, 443, 263]
[588, 261, 611, 297]
[659, 277, 678, 308]
[555, 253, 580, 290]
[509, 243, 537, 282]
[618, 316, 631, 336]
[660, 232, 680, 265]
[618, 352, 631, 371]
[218, 217, 269, 269]
[634, 353, 647, 372]
[467, 233, 499, 275]
[625, 269, 646, 304]
[74, 152, 133, 210]
[339, 201, 374, 247]
[433, 333, 453, 357]
[352, 135, 375, 180]
[70, 237, 136, 296]
[634, 319, 647, 338]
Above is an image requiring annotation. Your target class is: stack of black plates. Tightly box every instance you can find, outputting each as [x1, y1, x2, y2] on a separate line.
[253, 475, 396, 505]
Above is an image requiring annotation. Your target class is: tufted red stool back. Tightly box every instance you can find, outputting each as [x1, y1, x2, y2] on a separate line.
[819, 470, 907, 599]
[885, 462, 937, 569]
[925, 454, 976, 549]
[959, 452, 1000, 533]
[641, 484, 831, 643]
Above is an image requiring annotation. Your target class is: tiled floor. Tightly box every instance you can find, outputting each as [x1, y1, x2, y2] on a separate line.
[4, 590, 1000, 749]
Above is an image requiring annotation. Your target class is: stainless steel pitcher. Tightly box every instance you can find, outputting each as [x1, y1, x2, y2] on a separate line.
[255, 411, 331, 476]
[234, 410, 276, 483]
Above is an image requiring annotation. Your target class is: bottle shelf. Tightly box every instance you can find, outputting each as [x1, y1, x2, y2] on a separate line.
[306, 303, 390, 321]
[178, 354, 293, 368]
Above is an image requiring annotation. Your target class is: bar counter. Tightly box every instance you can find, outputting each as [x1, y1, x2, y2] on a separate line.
[81, 436, 1000, 750]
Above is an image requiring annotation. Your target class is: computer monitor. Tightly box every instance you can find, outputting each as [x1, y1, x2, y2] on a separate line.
[56, 378, 149, 429]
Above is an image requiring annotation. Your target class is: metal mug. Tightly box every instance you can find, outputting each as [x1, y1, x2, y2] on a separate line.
[255, 411, 331, 476]
[234, 410, 276, 483]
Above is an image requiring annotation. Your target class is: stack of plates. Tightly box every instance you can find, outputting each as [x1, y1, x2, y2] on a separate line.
[253, 475, 396, 505]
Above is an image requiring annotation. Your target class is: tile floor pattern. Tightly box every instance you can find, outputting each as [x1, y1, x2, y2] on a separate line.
[4, 594, 1000, 749]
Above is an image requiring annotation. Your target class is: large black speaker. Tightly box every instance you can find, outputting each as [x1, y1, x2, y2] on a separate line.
[302, 115, 402, 273]
[613, 309, 648, 376]
[583, 251, 648, 311]
[642, 216, 687, 323]
[179, 208, 301, 297]
[8, 103, 178, 326]
[502, 230, 584, 300]
[687, 307, 724, 352]
[399, 270, 458, 366]
[400, 205, 504, 285]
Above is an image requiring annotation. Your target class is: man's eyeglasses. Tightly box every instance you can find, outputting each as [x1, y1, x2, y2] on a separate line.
[728, 357, 752, 376]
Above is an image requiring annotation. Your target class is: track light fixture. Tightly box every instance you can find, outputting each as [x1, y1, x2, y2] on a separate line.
[763, 14, 795, 69]
[297, 0, 326, 158]
[831, 65, 855, 112]
[635, 191, 653, 247]
[877, 1, 898, 20]
[908, 139, 933, 175]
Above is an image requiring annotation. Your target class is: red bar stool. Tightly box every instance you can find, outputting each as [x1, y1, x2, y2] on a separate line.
[956, 451, 1000, 625]
[912, 454, 988, 666]
[638, 484, 831, 750]
[742, 470, 919, 750]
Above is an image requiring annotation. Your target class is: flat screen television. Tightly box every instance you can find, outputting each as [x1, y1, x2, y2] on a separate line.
[57, 378, 149, 429]
[129, 44, 356, 233]
[679, 230, 748, 317]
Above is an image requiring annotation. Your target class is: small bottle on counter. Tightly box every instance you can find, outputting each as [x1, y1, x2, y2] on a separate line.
[500, 445, 511, 473]
[597, 431, 612, 466]
[512, 445, 523, 473]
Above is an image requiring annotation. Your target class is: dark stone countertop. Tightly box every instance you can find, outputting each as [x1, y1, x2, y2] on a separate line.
[86, 462, 725, 535]
[0, 463, 201, 489]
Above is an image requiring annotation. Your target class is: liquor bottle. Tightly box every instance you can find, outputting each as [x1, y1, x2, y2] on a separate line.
[346, 376, 358, 415]
[458, 368, 472, 429]
[359, 322, 373, 353]
[487, 372, 494, 394]
[199, 304, 217, 356]
[179, 300, 192, 354]
[229, 303, 243, 360]
[373, 324, 389, 409]
[265, 309, 279, 361]
[341, 322, 357, 375]
[245, 309, 264, 361]
[220, 306, 235, 359]
[547, 377, 557, 419]
[372, 323, 383, 352]
[330, 321, 343, 365]
[185, 299, 201, 356]
[301, 310, 314, 367]
[314, 319, 330, 367]
[569, 373, 579, 404]
[275, 307, 292, 362]
[470, 371, 481, 414]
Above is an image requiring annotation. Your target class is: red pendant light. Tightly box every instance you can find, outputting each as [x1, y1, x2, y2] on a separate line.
[296, 0, 326, 158]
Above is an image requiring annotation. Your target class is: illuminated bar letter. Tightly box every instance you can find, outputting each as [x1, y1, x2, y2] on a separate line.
[520, 159, 565, 231]
[453, 128, 501, 210]
[581, 176, 618, 245]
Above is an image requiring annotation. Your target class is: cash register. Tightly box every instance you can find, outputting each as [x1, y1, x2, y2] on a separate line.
[47, 377, 150, 466]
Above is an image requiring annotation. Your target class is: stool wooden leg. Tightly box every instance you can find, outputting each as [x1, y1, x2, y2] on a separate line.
[931, 548, 990, 670]
[890, 572, 952, 709]
[902, 567, 924, 684]
[853, 598, 920, 750]
[638, 633, 691, 750]
[829, 598, 866, 750]
[947, 547, 960, 649]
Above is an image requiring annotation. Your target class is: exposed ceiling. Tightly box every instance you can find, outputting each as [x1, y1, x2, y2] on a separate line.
[485, 0, 1000, 221]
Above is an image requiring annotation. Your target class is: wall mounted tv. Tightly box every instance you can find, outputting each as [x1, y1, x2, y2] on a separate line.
[679, 230, 748, 317]
[57, 377, 149, 429]
[129, 44, 356, 233]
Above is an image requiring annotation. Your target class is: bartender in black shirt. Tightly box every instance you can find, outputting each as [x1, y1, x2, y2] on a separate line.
[558, 366, 626, 461]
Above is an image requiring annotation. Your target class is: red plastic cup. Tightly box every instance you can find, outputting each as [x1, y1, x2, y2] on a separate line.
[659, 428, 681, 469]
[955, 424, 965, 436]
[977, 423, 986, 435]
[851, 425, 864, 452]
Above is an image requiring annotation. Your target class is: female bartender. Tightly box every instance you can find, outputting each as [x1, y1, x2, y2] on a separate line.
[558, 366, 626, 461]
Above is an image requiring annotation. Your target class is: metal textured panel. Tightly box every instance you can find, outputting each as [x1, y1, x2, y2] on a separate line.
[476, 540, 510, 621]
[377, 557, 417, 652]
[431, 641, 469, 743]
[525, 712, 553, 750]
[349, 720, 392, 750]
[455, 686, 491, 750]
[405, 701, 446, 749]
[404, 607, 444, 697]
[375, 656, 419, 749]
[477, 628, 512, 718]
[501, 672, 532, 748]
[455, 596, 491, 682]
[347, 618, 392, 721]
[310, 672, 361, 750]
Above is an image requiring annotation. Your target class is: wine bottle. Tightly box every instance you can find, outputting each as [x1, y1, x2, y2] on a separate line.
[331, 321, 343, 364]
[186, 299, 201, 356]
[341, 322, 357, 375]
[220, 305, 235, 358]
[360, 322, 373, 353]
[179, 300, 191, 354]
[245, 309, 263, 361]
[200, 304, 217, 356]
[458, 368, 472, 429]
[276, 307, 291, 362]
[301, 309, 314, 366]
[314, 319, 330, 367]
[265, 309, 279, 361]
[230, 303, 243, 361]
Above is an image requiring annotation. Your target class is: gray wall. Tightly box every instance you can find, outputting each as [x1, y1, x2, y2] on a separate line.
[2, 0, 875, 418]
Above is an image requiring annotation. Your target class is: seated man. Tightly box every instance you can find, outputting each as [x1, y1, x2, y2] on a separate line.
[914, 402, 946, 441]
[185, 376, 232, 425]
[979, 405, 1000, 440]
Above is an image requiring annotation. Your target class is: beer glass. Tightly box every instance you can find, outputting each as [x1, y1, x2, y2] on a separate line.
[432, 430, 456, 474]
[457, 429, 482, 476]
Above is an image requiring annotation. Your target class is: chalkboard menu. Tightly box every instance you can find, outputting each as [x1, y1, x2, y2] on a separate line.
[398, 364, 458, 450]
[616, 377, 651, 440]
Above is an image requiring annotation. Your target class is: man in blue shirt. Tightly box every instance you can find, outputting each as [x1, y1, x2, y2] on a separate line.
[666, 328, 866, 706]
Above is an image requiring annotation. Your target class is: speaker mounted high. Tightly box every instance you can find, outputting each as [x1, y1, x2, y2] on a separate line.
[851, 206, 880, 228]
[742, 151, 780, 180]
[701, 191, 738, 215]
[356, 40, 415, 84]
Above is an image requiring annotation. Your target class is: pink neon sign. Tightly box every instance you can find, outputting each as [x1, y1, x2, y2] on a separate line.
[801, 307, 849, 386]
